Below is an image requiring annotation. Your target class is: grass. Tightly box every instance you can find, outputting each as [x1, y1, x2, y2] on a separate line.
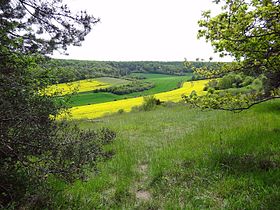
[65, 79, 209, 119]
[51, 99, 280, 209]
[67, 73, 193, 107]
[96, 77, 131, 86]
[129, 73, 193, 95]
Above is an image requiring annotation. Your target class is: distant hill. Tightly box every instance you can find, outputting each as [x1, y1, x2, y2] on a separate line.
[45, 59, 213, 83]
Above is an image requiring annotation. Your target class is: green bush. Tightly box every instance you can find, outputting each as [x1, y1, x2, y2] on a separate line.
[241, 75, 254, 87]
[139, 95, 161, 111]
[204, 79, 219, 91]
[117, 109, 125, 114]
[205, 73, 264, 93]
[218, 73, 239, 89]
[0, 55, 116, 209]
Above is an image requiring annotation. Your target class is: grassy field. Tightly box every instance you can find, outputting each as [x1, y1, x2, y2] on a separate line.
[65, 79, 208, 119]
[51, 99, 280, 209]
[68, 73, 193, 107]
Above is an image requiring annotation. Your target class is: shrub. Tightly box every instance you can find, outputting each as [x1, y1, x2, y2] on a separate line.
[140, 95, 161, 111]
[204, 79, 219, 91]
[0, 55, 116, 209]
[0, 119, 116, 208]
[117, 109, 125, 114]
[241, 76, 254, 87]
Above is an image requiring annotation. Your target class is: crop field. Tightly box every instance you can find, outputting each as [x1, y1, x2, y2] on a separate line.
[46, 77, 129, 96]
[66, 79, 209, 119]
[67, 73, 193, 107]
[130, 73, 193, 95]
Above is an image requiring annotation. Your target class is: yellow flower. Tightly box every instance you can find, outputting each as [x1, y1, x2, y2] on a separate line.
[45, 79, 110, 96]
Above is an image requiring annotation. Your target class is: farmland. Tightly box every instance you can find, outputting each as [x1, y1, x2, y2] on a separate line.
[64, 73, 193, 107]
[46, 77, 129, 96]
[66, 79, 208, 119]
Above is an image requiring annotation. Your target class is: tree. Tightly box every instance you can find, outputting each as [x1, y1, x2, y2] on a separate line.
[1, 0, 99, 54]
[0, 0, 115, 208]
[184, 0, 280, 110]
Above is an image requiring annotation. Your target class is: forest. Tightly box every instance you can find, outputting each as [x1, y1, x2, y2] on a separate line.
[45, 59, 212, 83]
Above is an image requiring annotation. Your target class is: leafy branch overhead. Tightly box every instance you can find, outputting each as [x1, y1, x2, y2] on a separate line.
[185, 0, 280, 110]
[1, 0, 99, 54]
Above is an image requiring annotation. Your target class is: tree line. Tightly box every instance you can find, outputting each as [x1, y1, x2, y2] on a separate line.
[45, 59, 214, 83]
[93, 80, 155, 95]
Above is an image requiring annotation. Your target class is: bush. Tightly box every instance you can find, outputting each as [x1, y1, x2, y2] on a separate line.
[140, 95, 161, 111]
[218, 73, 237, 89]
[241, 75, 254, 87]
[117, 109, 125, 114]
[0, 54, 116, 208]
[0, 120, 116, 208]
[205, 73, 261, 92]
[204, 79, 219, 91]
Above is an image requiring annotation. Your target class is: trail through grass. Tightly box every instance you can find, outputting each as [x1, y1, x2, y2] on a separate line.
[52, 100, 280, 209]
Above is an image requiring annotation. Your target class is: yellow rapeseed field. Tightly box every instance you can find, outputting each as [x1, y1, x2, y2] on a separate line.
[46, 79, 110, 96]
[67, 79, 209, 119]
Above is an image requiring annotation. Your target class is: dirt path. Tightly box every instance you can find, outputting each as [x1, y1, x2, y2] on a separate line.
[133, 163, 151, 203]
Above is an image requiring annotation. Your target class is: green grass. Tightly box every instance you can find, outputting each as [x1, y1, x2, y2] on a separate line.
[67, 73, 193, 107]
[95, 77, 131, 86]
[51, 100, 280, 209]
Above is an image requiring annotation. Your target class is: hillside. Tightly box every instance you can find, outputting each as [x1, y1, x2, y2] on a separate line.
[51, 100, 280, 209]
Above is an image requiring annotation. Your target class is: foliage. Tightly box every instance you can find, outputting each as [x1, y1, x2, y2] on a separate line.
[138, 95, 161, 111]
[0, 0, 99, 54]
[45, 59, 209, 83]
[183, 90, 259, 111]
[0, 0, 116, 208]
[188, 0, 280, 110]
[185, 58, 226, 79]
[0, 52, 117, 208]
[184, 73, 266, 111]
[203, 73, 263, 92]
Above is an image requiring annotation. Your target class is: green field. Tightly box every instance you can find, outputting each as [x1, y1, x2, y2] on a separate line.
[68, 73, 193, 107]
[51, 100, 280, 209]
[96, 77, 131, 86]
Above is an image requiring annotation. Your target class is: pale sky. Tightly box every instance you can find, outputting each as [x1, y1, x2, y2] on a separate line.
[52, 0, 229, 62]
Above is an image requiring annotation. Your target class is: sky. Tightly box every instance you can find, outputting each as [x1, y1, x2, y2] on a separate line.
[52, 0, 229, 62]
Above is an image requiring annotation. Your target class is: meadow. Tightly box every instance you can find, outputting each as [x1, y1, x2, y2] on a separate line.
[52, 99, 280, 209]
[66, 73, 193, 107]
